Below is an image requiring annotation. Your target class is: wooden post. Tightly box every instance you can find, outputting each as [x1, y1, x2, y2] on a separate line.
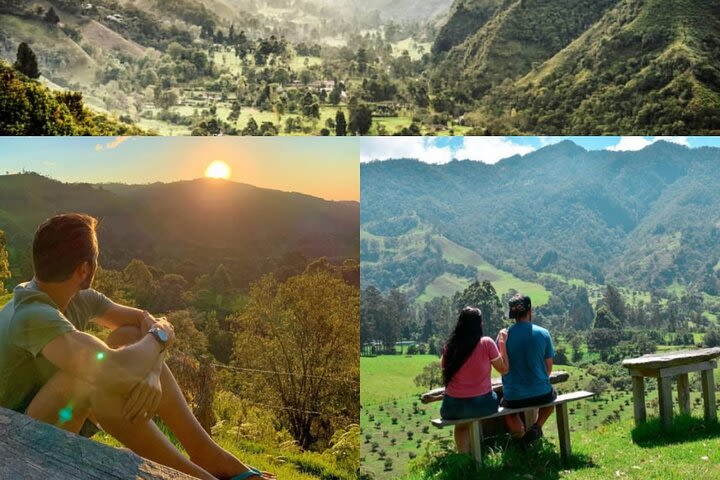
[524, 408, 538, 428]
[701, 368, 717, 422]
[677, 373, 691, 416]
[631, 375, 646, 426]
[658, 375, 674, 429]
[468, 421, 483, 465]
[555, 402, 571, 464]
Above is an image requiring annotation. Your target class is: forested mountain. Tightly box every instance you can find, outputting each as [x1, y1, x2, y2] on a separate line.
[431, 0, 720, 134]
[0, 173, 359, 288]
[361, 142, 720, 298]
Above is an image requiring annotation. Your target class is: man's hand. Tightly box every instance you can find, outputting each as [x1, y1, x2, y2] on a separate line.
[123, 368, 162, 423]
[140, 310, 157, 332]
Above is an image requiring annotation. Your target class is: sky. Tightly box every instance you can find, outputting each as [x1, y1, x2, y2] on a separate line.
[360, 136, 720, 164]
[0, 137, 360, 201]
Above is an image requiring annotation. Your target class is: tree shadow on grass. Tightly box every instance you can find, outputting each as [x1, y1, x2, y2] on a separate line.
[632, 414, 720, 448]
[407, 437, 595, 480]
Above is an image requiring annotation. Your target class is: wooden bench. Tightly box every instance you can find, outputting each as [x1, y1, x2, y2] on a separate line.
[622, 348, 720, 429]
[431, 390, 595, 464]
[0, 407, 197, 479]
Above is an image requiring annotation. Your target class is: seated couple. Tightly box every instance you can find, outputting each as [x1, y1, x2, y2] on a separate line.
[0, 214, 273, 480]
[440, 294, 556, 452]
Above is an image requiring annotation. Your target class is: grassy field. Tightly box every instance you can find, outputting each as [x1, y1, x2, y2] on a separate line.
[390, 39, 432, 61]
[402, 416, 720, 480]
[96, 428, 341, 480]
[363, 223, 549, 306]
[361, 350, 720, 480]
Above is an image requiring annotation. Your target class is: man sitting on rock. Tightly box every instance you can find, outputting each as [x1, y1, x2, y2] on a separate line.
[499, 293, 556, 445]
[0, 213, 272, 480]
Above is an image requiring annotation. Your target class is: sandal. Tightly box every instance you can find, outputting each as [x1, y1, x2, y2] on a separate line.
[230, 467, 263, 480]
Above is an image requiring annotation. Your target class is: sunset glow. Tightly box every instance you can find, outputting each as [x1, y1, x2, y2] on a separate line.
[205, 161, 231, 179]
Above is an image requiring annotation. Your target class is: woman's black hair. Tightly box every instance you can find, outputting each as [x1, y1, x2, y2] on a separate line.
[442, 306, 484, 386]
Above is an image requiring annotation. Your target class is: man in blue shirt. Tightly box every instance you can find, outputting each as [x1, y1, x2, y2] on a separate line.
[499, 293, 556, 444]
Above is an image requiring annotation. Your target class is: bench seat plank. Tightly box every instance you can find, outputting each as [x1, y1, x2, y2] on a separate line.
[431, 390, 594, 427]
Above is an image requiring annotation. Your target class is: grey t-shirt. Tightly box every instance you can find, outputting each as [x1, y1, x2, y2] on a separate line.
[0, 280, 112, 412]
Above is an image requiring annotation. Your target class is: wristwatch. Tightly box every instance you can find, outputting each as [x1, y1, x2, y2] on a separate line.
[148, 325, 170, 351]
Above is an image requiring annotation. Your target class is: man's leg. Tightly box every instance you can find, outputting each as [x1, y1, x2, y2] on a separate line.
[534, 406, 554, 429]
[504, 414, 525, 439]
[25, 370, 92, 434]
[109, 325, 261, 479]
[25, 367, 217, 479]
[90, 383, 217, 479]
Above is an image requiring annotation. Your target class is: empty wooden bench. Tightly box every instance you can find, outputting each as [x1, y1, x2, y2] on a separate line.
[431, 390, 595, 464]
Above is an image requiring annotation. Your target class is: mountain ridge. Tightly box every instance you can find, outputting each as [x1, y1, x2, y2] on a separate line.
[361, 142, 720, 297]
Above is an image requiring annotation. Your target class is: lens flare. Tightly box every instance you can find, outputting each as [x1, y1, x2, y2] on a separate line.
[59, 406, 73, 424]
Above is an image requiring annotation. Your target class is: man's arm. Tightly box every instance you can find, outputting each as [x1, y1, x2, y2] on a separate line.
[41, 319, 174, 395]
[94, 301, 156, 332]
[545, 358, 553, 376]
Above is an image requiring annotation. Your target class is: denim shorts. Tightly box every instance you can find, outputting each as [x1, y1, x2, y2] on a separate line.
[440, 391, 500, 420]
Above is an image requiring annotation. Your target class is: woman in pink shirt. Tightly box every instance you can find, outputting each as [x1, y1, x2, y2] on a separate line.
[441, 306, 509, 453]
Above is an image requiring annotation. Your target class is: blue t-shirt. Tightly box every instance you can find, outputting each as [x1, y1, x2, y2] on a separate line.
[501, 322, 555, 401]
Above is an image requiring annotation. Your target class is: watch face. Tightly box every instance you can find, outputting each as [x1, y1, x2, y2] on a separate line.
[157, 329, 169, 343]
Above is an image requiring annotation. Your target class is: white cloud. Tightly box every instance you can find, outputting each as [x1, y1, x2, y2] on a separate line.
[95, 136, 131, 152]
[454, 137, 536, 164]
[607, 136, 689, 152]
[360, 138, 454, 164]
[360, 137, 536, 165]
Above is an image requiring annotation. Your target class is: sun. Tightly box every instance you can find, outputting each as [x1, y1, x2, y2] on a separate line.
[205, 161, 231, 179]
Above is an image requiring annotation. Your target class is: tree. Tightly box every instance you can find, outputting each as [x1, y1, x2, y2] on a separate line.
[349, 100, 372, 135]
[232, 271, 359, 449]
[156, 90, 179, 110]
[14, 43, 40, 79]
[301, 92, 320, 119]
[0, 230, 10, 294]
[44, 7, 60, 24]
[414, 361, 442, 390]
[123, 259, 156, 308]
[335, 110, 347, 136]
[242, 117, 258, 135]
[452, 280, 505, 338]
[600, 285, 627, 324]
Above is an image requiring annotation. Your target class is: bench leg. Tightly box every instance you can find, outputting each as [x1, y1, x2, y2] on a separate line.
[677, 373, 691, 416]
[468, 421, 483, 465]
[556, 402, 571, 465]
[631, 375, 646, 426]
[701, 369, 717, 422]
[658, 376, 674, 429]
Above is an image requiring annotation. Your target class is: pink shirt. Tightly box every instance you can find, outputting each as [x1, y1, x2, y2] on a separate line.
[442, 337, 501, 398]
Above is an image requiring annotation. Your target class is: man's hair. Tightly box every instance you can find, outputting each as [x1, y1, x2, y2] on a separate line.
[508, 293, 531, 320]
[33, 213, 98, 282]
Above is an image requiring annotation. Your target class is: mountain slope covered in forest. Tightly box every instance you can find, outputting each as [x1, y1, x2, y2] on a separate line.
[361, 142, 720, 297]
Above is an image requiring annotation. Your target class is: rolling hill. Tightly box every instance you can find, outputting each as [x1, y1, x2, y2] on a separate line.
[360, 141, 720, 300]
[0, 173, 359, 289]
[432, 0, 720, 134]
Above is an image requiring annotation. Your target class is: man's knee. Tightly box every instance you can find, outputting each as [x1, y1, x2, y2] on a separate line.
[106, 325, 142, 348]
[26, 370, 95, 419]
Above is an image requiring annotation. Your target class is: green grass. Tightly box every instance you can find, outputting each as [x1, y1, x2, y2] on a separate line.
[390, 39, 431, 60]
[403, 415, 720, 480]
[419, 234, 549, 306]
[95, 428, 334, 480]
[361, 351, 720, 479]
[361, 355, 439, 406]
